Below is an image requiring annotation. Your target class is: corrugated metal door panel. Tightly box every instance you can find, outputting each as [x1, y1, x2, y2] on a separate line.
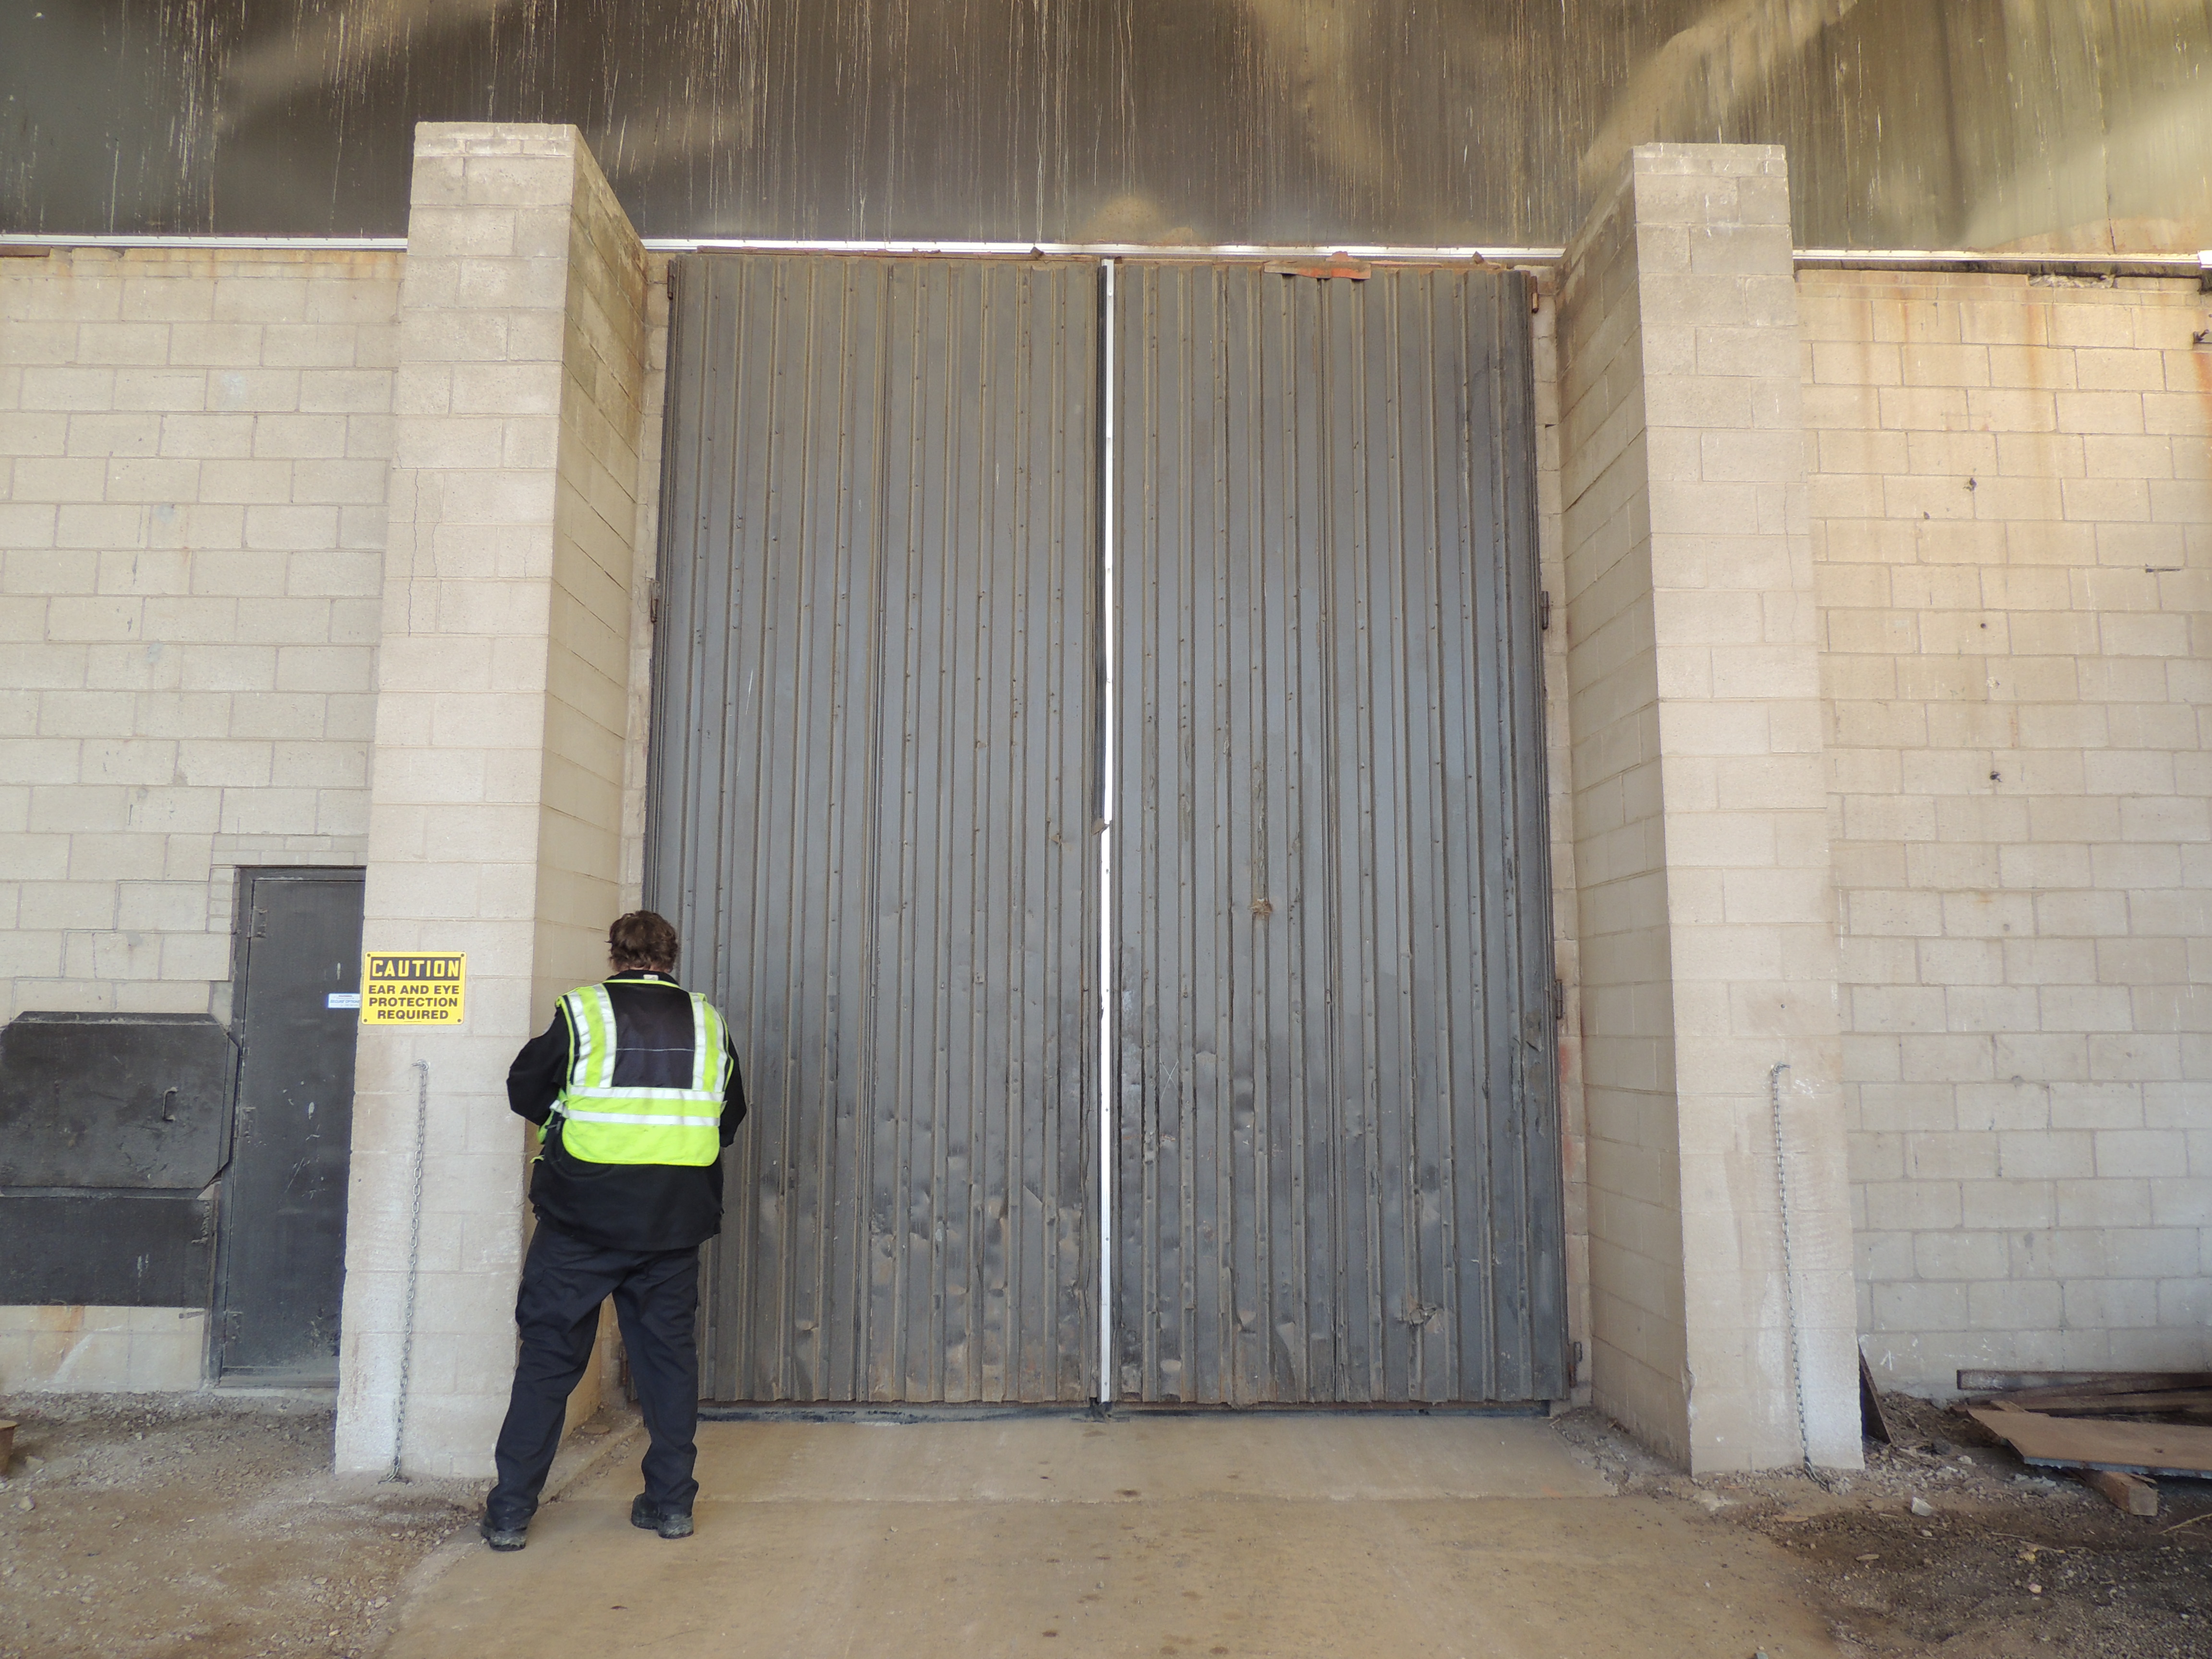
[649, 255, 1098, 1403]
[1109, 263, 1565, 1405]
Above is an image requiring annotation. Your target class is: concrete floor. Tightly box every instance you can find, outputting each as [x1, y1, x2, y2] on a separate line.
[386, 1416, 1839, 1659]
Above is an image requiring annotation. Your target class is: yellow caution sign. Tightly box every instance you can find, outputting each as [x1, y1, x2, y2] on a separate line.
[361, 952, 467, 1025]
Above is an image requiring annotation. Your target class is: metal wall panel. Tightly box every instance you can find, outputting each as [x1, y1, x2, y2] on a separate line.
[0, 1194, 215, 1307]
[650, 255, 1099, 1403]
[1109, 263, 1564, 1404]
[0, 1012, 234, 1311]
[0, 1013, 236, 1190]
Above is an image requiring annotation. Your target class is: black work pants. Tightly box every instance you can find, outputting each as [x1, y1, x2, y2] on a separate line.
[485, 1221, 703, 1527]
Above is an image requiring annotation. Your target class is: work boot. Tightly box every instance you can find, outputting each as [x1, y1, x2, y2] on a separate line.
[480, 1513, 529, 1552]
[630, 1493, 695, 1539]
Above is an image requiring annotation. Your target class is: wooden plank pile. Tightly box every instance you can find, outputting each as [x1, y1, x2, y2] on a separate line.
[1962, 1370, 2212, 1517]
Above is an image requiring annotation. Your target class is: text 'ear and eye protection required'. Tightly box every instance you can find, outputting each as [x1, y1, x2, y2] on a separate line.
[361, 953, 467, 1024]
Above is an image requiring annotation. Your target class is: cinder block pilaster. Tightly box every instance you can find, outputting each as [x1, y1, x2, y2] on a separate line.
[335, 125, 648, 1477]
[1558, 144, 1860, 1472]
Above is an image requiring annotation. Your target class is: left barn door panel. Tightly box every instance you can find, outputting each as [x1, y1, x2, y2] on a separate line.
[216, 867, 365, 1382]
[650, 256, 1100, 1403]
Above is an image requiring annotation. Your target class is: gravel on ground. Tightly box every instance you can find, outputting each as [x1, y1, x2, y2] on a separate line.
[1559, 1392, 2212, 1658]
[0, 1393, 476, 1659]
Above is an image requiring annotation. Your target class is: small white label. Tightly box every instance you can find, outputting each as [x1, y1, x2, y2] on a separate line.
[326, 992, 362, 1010]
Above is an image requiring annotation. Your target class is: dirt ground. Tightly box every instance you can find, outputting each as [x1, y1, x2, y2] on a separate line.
[1559, 1394, 2212, 1659]
[0, 1391, 2205, 1659]
[0, 1394, 476, 1659]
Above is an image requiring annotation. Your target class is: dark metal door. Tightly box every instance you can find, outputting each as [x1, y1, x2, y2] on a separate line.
[649, 256, 1099, 1402]
[1108, 264, 1565, 1404]
[216, 867, 364, 1382]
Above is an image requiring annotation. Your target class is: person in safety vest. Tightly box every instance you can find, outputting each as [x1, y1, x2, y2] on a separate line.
[479, 910, 746, 1551]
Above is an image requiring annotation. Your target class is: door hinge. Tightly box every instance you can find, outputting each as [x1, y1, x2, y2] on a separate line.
[1539, 589, 1552, 632]
[647, 576, 662, 627]
[1552, 977, 1566, 1022]
[218, 1310, 243, 1347]
[250, 907, 268, 939]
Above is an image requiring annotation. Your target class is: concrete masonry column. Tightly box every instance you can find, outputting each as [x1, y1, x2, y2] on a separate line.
[1556, 144, 1861, 1472]
[336, 125, 649, 1476]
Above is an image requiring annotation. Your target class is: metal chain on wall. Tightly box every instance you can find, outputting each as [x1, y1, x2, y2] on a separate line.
[385, 1058, 430, 1482]
[1770, 1059, 1814, 1475]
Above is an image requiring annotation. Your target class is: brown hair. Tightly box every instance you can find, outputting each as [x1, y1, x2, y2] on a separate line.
[608, 911, 680, 972]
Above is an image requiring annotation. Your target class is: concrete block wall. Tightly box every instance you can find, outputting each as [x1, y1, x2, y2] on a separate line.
[1527, 273, 1596, 1404]
[0, 247, 398, 1023]
[335, 125, 652, 1478]
[1556, 163, 1689, 1456]
[0, 1305, 207, 1391]
[1557, 144, 1860, 1471]
[1627, 149, 1858, 1471]
[533, 156, 650, 1010]
[532, 146, 657, 1434]
[1803, 269, 2212, 1392]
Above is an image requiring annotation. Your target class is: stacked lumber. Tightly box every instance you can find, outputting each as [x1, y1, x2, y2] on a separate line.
[1961, 1370, 2212, 1517]
[1959, 1369, 2212, 1419]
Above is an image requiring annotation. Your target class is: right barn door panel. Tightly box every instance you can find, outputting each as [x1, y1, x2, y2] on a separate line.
[1110, 264, 1565, 1405]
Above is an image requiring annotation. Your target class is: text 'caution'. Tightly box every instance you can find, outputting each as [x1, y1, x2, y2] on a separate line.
[361, 952, 467, 1025]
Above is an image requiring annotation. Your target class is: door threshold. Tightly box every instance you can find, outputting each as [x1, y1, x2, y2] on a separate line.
[698, 1401, 1093, 1423]
[214, 1373, 338, 1394]
[697, 1398, 1553, 1422]
[1108, 1400, 1551, 1418]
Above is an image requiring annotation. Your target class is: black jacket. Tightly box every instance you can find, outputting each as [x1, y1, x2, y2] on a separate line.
[506, 972, 748, 1253]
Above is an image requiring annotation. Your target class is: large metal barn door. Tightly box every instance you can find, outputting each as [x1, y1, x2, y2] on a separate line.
[1108, 264, 1565, 1404]
[650, 256, 1099, 1402]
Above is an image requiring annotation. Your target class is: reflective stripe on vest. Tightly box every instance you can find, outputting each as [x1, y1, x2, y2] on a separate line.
[552, 982, 726, 1167]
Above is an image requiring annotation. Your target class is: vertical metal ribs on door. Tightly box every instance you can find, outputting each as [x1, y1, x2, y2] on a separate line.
[1107, 264, 1565, 1405]
[649, 256, 1101, 1403]
[649, 253, 1563, 1407]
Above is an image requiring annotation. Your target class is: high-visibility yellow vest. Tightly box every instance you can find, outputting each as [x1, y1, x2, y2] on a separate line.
[550, 980, 729, 1166]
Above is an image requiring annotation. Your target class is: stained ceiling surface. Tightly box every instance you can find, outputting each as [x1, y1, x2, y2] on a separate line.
[2, 0, 2207, 250]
